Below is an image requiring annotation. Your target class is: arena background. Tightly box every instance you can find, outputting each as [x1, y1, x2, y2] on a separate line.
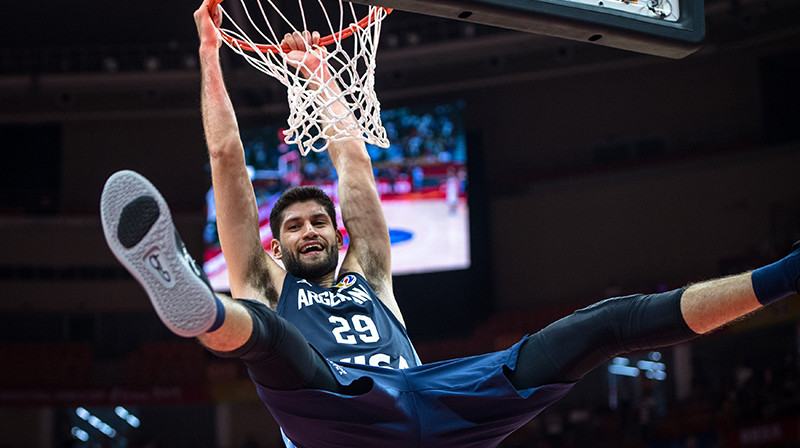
[1, 1, 799, 447]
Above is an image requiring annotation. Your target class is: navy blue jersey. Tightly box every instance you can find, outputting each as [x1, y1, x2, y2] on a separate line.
[276, 272, 421, 370]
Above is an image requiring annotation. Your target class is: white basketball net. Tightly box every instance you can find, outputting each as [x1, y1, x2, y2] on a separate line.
[216, 0, 391, 155]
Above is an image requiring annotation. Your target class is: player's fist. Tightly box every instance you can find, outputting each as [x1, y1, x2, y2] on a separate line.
[283, 31, 329, 81]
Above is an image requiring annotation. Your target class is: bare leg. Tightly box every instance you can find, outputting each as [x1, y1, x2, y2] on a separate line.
[683, 240, 800, 334]
[198, 295, 254, 352]
[680, 272, 761, 335]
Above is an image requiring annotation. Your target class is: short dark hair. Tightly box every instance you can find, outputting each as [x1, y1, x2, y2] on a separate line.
[269, 186, 337, 240]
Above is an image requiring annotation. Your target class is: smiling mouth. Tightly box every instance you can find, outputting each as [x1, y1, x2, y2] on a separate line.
[300, 243, 324, 254]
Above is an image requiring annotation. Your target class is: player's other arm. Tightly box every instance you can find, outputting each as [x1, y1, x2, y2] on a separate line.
[195, 0, 285, 307]
[282, 32, 404, 325]
[329, 139, 399, 319]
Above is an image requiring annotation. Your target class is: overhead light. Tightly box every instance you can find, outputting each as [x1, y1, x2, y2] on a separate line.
[461, 23, 477, 38]
[405, 31, 420, 46]
[71, 427, 90, 442]
[608, 353, 668, 381]
[75, 407, 118, 438]
[144, 56, 160, 73]
[608, 357, 639, 377]
[384, 33, 400, 49]
[115, 406, 141, 428]
[102, 57, 119, 73]
[183, 54, 198, 70]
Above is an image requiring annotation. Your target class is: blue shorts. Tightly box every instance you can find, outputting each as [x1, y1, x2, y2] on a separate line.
[253, 338, 575, 448]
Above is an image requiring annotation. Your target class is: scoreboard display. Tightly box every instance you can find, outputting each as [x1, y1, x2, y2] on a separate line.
[353, 0, 705, 58]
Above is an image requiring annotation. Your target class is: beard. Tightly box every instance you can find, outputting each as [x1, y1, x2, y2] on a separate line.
[281, 245, 339, 280]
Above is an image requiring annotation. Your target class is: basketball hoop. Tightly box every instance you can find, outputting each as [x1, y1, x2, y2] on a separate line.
[210, 0, 392, 155]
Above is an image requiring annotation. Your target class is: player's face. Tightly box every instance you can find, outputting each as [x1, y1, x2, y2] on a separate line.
[273, 200, 342, 280]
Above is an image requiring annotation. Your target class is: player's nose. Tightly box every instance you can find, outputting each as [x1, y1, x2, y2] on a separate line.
[301, 221, 318, 237]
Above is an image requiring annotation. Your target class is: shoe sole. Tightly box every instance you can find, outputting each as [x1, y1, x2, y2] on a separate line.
[101, 170, 217, 337]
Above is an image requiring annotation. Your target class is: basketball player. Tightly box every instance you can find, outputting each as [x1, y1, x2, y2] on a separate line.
[99, 1, 800, 446]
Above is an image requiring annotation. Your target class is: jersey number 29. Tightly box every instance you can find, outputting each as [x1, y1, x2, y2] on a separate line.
[329, 315, 380, 344]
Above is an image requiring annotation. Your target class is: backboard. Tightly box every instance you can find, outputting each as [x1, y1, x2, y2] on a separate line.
[351, 0, 705, 58]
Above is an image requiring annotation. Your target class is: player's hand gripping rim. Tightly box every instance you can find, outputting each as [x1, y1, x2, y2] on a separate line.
[282, 31, 335, 89]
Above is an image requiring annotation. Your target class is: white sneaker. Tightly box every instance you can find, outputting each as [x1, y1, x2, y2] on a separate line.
[101, 170, 222, 337]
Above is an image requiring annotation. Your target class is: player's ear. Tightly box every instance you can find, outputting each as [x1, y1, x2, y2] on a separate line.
[271, 238, 283, 259]
[335, 229, 344, 250]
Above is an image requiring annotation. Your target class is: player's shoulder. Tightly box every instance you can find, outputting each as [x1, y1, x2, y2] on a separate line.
[333, 271, 370, 289]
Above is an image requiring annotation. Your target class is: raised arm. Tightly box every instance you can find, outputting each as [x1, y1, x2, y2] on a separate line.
[329, 137, 398, 314]
[195, 0, 284, 307]
[283, 32, 403, 324]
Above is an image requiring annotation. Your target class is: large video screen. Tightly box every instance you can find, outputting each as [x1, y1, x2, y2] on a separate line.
[202, 100, 470, 292]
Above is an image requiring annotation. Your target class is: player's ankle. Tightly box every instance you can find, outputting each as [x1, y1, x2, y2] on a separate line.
[206, 296, 227, 333]
[751, 242, 800, 306]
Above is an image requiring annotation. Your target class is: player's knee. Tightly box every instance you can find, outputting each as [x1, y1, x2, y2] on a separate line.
[523, 288, 696, 384]
[567, 298, 625, 345]
[238, 300, 307, 363]
[580, 288, 696, 353]
[232, 299, 323, 390]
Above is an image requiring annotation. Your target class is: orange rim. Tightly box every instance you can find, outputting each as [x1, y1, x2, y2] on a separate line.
[209, 0, 392, 54]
